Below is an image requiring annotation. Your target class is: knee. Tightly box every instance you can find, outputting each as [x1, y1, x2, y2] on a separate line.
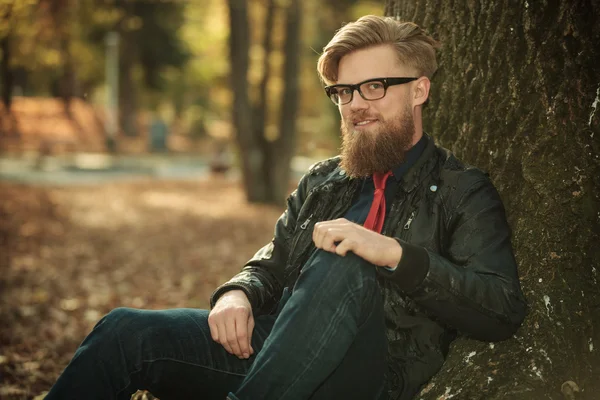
[101, 306, 133, 326]
[305, 250, 378, 290]
[91, 307, 146, 343]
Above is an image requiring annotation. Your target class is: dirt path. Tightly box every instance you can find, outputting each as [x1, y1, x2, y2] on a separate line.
[0, 179, 282, 399]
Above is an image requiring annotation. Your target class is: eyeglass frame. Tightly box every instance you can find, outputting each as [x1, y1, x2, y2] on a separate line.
[324, 77, 419, 105]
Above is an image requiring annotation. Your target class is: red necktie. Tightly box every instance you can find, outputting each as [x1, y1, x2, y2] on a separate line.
[363, 171, 392, 233]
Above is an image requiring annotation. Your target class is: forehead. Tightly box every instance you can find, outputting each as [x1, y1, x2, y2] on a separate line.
[337, 44, 412, 84]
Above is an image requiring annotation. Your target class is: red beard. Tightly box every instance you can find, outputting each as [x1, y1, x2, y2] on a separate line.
[339, 107, 415, 178]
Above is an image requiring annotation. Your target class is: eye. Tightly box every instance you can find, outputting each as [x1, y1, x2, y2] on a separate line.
[367, 82, 384, 90]
[338, 87, 353, 96]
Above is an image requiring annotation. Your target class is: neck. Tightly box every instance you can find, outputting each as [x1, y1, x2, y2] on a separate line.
[411, 105, 424, 145]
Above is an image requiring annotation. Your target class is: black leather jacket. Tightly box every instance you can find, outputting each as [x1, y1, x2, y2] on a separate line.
[210, 135, 527, 399]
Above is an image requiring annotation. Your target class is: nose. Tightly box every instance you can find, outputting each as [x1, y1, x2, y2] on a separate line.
[348, 89, 369, 110]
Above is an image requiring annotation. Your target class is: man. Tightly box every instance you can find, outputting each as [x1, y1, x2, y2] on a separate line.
[47, 15, 527, 400]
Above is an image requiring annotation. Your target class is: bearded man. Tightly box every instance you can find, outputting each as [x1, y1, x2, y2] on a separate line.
[46, 15, 527, 400]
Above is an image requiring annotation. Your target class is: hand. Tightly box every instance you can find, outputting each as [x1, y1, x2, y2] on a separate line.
[208, 290, 255, 359]
[312, 218, 403, 268]
[131, 390, 159, 400]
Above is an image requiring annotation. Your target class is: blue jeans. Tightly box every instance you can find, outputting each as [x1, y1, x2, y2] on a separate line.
[46, 250, 388, 400]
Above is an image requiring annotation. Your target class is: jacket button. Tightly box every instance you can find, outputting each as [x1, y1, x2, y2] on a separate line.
[430, 185, 438, 192]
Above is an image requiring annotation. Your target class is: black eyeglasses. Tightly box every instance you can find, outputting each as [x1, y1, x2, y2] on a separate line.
[324, 77, 418, 105]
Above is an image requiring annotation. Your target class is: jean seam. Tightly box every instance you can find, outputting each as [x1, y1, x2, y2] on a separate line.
[115, 357, 248, 396]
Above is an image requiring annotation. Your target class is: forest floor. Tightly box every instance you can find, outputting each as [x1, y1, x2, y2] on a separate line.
[0, 178, 282, 399]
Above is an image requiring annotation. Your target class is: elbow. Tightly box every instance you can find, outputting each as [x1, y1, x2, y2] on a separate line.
[475, 298, 528, 342]
[486, 319, 523, 342]
[501, 289, 528, 340]
[468, 319, 521, 342]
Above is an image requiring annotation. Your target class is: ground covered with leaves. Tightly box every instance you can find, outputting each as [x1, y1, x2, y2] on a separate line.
[0, 179, 282, 399]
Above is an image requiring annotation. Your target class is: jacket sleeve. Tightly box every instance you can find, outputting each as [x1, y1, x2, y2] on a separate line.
[209, 174, 308, 315]
[379, 172, 528, 341]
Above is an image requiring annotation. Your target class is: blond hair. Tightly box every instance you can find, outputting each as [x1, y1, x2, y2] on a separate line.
[317, 15, 440, 85]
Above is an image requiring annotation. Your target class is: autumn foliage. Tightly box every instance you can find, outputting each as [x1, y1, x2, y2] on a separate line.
[0, 179, 281, 399]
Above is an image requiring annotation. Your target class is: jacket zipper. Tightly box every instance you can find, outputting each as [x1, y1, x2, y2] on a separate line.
[286, 180, 353, 281]
[403, 211, 416, 230]
[300, 214, 313, 230]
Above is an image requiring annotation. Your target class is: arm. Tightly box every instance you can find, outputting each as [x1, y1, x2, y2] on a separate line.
[209, 174, 309, 315]
[379, 174, 527, 341]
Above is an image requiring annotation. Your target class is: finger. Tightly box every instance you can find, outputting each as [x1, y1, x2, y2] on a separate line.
[321, 228, 348, 253]
[247, 314, 255, 355]
[335, 237, 357, 256]
[208, 313, 219, 342]
[312, 221, 336, 247]
[313, 220, 355, 250]
[226, 315, 243, 357]
[313, 222, 332, 249]
[312, 221, 322, 246]
[235, 312, 250, 358]
[217, 320, 234, 354]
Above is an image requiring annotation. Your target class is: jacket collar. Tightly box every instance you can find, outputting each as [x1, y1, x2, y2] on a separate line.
[398, 133, 438, 193]
[390, 134, 427, 184]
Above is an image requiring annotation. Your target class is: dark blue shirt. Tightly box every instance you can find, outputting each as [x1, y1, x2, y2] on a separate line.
[344, 134, 427, 225]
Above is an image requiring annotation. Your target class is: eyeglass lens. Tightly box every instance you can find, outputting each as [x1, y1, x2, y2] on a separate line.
[332, 80, 386, 105]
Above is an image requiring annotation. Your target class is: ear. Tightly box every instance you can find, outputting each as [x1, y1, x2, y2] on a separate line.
[412, 77, 431, 107]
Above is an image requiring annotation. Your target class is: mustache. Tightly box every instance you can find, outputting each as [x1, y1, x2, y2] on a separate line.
[345, 111, 379, 122]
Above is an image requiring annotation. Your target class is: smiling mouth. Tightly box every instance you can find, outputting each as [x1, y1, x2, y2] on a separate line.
[354, 119, 377, 127]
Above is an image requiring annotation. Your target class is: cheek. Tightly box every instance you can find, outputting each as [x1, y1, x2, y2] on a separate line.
[379, 99, 404, 120]
[340, 106, 352, 122]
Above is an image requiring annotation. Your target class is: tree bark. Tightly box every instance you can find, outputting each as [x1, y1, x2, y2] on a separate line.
[271, 0, 301, 205]
[59, 36, 75, 114]
[228, 0, 268, 203]
[119, 28, 137, 137]
[255, 0, 276, 199]
[1, 35, 12, 111]
[1, 5, 13, 111]
[228, 0, 301, 205]
[384, 0, 600, 399]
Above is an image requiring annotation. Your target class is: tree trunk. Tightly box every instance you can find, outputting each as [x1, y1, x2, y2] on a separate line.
[384, 0, 600, 399]
[270, 0, 301, 205]
[255, 0, 276, 200]
[59, 37, 75, 114]
[228, 0, 269, 203]
[1, 5, 13, 111]
[119, 28, 137, 137]
[1, 35, 12, 111]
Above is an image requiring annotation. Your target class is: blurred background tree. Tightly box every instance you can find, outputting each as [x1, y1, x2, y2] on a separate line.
[0, 0, 383, 203]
